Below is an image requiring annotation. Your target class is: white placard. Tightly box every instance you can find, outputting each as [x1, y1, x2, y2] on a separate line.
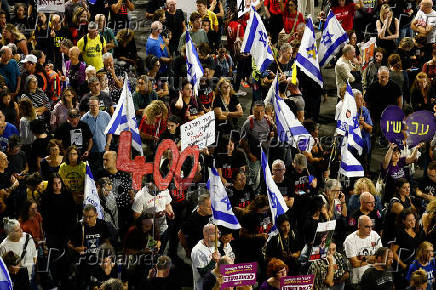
[37, 0, 65, 13]
[181, 111, 215, 151]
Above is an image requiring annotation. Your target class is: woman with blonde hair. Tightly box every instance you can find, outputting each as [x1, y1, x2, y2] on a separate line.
[139, 100, 168, 155]
[213, 77, 243, 134]
[70, 6, 90, 44]
[406, 241, 436, 289]
[376, 4, 399, 56]
[422, 200, 436, 245]
[2, 24, 28, 55]
[347, 177, 382, 214]
[411, 72, 435, 111]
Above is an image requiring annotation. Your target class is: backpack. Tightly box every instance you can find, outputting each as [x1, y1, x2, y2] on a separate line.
[83, 34, 104, 52]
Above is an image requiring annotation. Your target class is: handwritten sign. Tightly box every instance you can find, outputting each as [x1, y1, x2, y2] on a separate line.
[405, 110, 436, 147]
[380, 105, 405, 145]
[280, 275, 314, 289]
[117, 131, 199, 190]
[220, 262, 257, 288]
[181, 111, 215, 151]
[37, 0, 65, 13]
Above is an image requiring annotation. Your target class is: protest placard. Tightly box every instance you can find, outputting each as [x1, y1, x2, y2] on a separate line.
[181, 111, 215, 151]
[280, 274, 314, 289]
[220, 262, 257, 288]
[37, 0, 65, 13]
[380, 105, 405, 145]
[405, 110, 436, 147]
[309, 220, 336, 261]
[361, 37, 376, 70]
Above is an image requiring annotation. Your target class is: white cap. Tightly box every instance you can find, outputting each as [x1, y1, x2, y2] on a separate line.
[20, 54, 37, 64]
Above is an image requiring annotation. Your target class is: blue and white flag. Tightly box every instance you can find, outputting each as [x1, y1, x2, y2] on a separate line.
[318, 10, 349, 67]
[207, 168, 241, 230]
[241, 6, 274, 73]
[295, 15, 323, 87]
[261, 148, 289, 237]
[266, 76, 313, 152]
[0, 257, 12, 290]
[104, 73, 143, 155]
[84, 162, 104, 219]
[186, 31, 204, 96]
[335, 82, 363, 155]
[339, 135, 364, 178]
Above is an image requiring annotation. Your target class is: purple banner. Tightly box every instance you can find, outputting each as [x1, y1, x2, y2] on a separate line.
[280, 275, 314, 289]
[220, 262, 257, 288]
[380, 105, 405, 145]
[405, 110, 436, 147]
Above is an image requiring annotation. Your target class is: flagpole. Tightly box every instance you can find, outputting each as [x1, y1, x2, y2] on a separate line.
[214, 224, 218, 252]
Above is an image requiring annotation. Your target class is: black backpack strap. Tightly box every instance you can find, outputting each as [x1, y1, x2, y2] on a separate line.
[19, 233, 31, 262]
[83, 34, 88, 51]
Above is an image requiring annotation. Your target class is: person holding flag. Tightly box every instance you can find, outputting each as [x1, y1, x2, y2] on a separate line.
[104, 72, 143, 156]
[185, 28, 204, 97]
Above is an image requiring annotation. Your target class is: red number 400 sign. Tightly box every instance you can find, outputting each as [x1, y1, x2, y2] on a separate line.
[117, 131, 200, 190]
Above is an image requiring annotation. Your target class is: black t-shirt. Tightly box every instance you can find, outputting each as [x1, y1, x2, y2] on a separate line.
[228, 185, 253, 209]
[365, 81, 402, 122]
[108, 0, 130, 29]
[348, 208, 383, 234]
[70, 219, 110, 258]
[79, 91, 113, 113]
[268, 60, 293, 76]
[55, 121, 93, 153]
[30, 136, 52, 171]
[214, 149, 246, 180]
[394, 229, 426, 265]
[159, 128, 181, 145]
[181, 211, 213, 250]
[213, 94, 240, 130]
[165, 9, 185, 51]
[170, 96, 205, 124]
[198, 82, 214, 111]
[416, 175, 436, 197]
[48, 27, 71, 68]
[360, 267, 394, 290]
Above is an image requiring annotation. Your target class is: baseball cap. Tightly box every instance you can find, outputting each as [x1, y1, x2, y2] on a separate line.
[20, 54, 37, 64]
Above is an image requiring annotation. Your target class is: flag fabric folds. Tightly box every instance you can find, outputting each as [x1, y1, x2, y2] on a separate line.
[267, 76, 313, 152]
[104, 73, 143, 155]
[261, 148, 289, 237]
[339, 135, 364, 177]
[186, 31, 204, 96]
[318, 10, 349, 67]
[0, 257, 12, 290]
[241, 6, 274, 73]
[335, 82, 363, 154]
[208, 168, 241, 230]
[295, 15, 323, 88]
[84, 162, 104, 219]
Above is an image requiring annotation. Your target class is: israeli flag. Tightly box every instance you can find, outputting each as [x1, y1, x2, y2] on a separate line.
[266, 76, 313, 152]
[84, 162, 104, 219]
[207, 168, 241, 230]
[295, 15, 323, 88]
[104, 73, 143, 155]
[186, 31, 204, 96]
[335, 82, 363, 155]
[318, 10, 349, 67]
[339, 135, 364, 178]
[241, 6, 274, 72]
[0, 257, 12, 290]
[261, 148, 289, 237]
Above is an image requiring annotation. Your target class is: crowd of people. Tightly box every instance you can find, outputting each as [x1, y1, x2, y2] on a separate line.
[0, 0, 433, 289]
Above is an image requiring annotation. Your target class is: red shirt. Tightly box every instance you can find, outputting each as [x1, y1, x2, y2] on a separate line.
[264, 0, 282, 15]
[20, 213, 44, 244]
[139, 115, 167, 139]
[282, 10, 305, 34]
[331, 3, 356, 31]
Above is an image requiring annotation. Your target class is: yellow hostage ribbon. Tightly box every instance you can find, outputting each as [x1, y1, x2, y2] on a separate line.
[291, 62, 297, 85]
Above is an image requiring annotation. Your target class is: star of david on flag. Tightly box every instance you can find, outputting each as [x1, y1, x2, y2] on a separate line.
[241, 6, 274, 72]
[207, 167, 241, 230]
[318, 10, 349, 67]
[295, 15, 323, 87]
[185, 31, 204, 96]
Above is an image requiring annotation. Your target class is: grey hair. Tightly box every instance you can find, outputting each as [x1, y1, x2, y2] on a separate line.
[0, 46, 10, 57]
[279, 43, 292, 54]
[272, 159, 285, 168]
[293, 153, 307, 168]
[352, 88, 362, 97]
[88, 76, 99, 84]
[85, 65, 96, 74]
[198, 193, 210, 205]
[342, 44, 354, 55]
[3, 218, 19, 235]
[378, 66, 389, 74]
[103, 52, 113, 62]
[324, 179, 342, 192]
[83, 204, 97, 213]
[151, 21, 162, 31]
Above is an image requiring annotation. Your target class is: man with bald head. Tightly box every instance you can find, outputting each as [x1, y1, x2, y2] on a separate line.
[191, 224, 221, 290]
[412, 0, 436, 58]
[348, 192, 382, 234]
[344, 215, 382, 286]
[0, 46, 20, 97]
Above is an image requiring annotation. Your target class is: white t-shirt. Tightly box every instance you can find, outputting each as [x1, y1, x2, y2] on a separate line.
[191, 239, 216, 290]
[132, 187, 172, 234]
[343, 230, 382, 284]
[0, 233, 37, 280]
[414, 9, 436, 43]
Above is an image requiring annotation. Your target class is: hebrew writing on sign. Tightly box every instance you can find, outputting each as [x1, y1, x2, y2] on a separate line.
[220, 262, 257, 288]
[280, 275, 314, 290]
[181, 111, 215, 151]
[117, 131, 199, 190]
[380, 105, 405, 145]
[405, 110, 436, 147]
[37, 0, 65, 13]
